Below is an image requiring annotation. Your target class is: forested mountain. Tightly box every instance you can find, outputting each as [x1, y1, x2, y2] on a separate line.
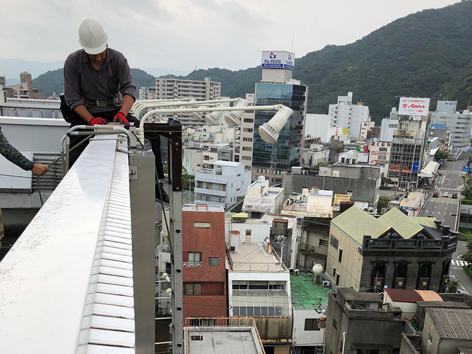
[32, 68, 155, 98]
[33, 1, 472, 122]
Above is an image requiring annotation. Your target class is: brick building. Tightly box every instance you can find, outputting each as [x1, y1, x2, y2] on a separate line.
[182, 204, 227, 319]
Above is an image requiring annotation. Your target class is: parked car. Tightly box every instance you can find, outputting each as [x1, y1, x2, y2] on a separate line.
[443, 192, 449, 197]
[433, 191, 439, 198]
[438, 173, 443, 176]
[452, 193, 458, 199]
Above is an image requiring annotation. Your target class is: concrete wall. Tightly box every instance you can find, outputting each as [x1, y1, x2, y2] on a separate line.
[292, 309, 325, 347]
[325, 293, 405, 354]
[326, 224, 363, 290]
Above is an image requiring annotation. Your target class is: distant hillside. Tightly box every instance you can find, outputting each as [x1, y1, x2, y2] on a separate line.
[174, 0, 472, 122]
[0, 58, 63, 81]
[32, 68, 156, 97]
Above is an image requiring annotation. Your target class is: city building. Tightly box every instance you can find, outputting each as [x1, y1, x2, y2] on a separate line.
[184, 317, 266, 354]
[242, 176, 285, 218]
[282, 187, 334, 269]
[325, 288, 405, 354]
[380, 107, 400, 142]
[182, 204, 227, 319]
[252, 51, 307, 183]
[388, 116, 428, 189]
[150, 77, 221, 126]
[304, 113, 333, 143]
[233, 94, 255, 172]
[290, 271, 331, 354]
[0, 86, 62, 118]
[328, 92, 369, 140]
[0, 75, 5, 87]
[4, 72, 44, 99]
[338, 150, 369, 164]
[368, 141, 392, 168]
[301, 141, 330, 168]
[194, 161, 251, 209]
[420, 308, 472, 354]
[283, 164, 381, 211]
[138, 86, 156, 100]
[327, 206, 457, 292]
[226, 230, 292, 354]
[360, 120, 376, 140]
[430, 100, 472, 154]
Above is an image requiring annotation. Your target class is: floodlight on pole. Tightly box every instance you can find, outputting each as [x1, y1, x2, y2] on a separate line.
[205, 105, 225, 126]
[258, 105, 293, 144]
[138, 99, 293, 144]
[224, 98, 250, 127]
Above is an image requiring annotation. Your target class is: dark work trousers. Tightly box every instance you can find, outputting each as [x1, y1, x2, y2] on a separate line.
[68, 108, 165, 180]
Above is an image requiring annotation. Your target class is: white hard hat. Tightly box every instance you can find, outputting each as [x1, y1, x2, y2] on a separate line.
[78, 18, 108, 55]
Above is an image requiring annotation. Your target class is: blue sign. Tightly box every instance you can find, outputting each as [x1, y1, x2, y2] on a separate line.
[463, 166, 470, 172]
[412, 162, 420, 172]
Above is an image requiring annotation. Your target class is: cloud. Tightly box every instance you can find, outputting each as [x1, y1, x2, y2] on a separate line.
[0, 0, 459, 77]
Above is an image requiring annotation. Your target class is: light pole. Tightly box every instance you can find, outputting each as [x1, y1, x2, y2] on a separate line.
[132, 97, 293, 354]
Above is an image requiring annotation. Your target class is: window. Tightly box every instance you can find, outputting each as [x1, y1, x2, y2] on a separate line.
[194, 222, 211, 229]
[242, 156, 252, 161]
[428, 333, 433, 344]
[332, 266, 336, 277]
[338, 248, 343, 263]
[333, 318, 337, 330]
[209, 257, 220, 267]
[185, 283, 202, 295]
[242, 147, 252, 151]
[336, 273, 340, 286]
[304, 319, 320, 331]
[188, 252, 201, 262]
[319, 239, 328, 247]
[191, 335, 203, 341]
[330, 236, 339, 249]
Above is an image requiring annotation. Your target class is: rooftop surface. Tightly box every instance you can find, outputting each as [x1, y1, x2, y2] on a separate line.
[331, 207, 437, 245]
[183, 204, 225, 212]
[187, 328, 261, 354]
[230, 243, 286, 272]
[290, 272, 332, 310]
[428, 308, 472, 340]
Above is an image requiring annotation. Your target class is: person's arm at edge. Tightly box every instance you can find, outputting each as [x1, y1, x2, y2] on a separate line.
[0, 129, 48, 175]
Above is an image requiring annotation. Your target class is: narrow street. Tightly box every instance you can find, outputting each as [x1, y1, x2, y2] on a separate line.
[420, 158, 472, 294]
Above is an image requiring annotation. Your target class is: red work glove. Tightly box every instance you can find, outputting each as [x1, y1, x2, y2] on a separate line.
[113, 112, 129, 126]
[89, 117, 107, 126]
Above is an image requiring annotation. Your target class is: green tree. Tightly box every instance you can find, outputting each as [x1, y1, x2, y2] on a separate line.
[377, 196, 390, 214]
[381, 176, 393, 186]
[434, 150, 450, 162]
[447, 280, 459, 293]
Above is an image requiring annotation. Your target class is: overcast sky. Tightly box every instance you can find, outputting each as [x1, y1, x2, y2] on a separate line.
[0, 0, 459, 76]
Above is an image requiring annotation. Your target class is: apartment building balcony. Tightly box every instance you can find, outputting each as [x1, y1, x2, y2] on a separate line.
[299, 242, 328, 257]
[194, 187, 226, 197]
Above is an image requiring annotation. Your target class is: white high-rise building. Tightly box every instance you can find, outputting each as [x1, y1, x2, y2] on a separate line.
[380, 108, 400, 142]
[304, 114, 333, 143]
[430, 101, 472, 154]
[140, 77, 221, 127]
[328, 92, 369, 140]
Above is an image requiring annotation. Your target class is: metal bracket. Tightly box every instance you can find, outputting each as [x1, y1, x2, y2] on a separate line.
[129, 166, 138, 179]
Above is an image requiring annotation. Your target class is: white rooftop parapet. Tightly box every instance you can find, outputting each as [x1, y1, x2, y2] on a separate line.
[0, 136, 136, 353]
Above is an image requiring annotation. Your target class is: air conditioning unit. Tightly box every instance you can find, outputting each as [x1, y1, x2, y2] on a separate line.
[322, 281, 330, 288]
[302, 170, 308, 175]
[293, 269, 299, 276]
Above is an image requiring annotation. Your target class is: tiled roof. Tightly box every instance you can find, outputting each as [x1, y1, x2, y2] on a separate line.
[428, 308, 472, 340]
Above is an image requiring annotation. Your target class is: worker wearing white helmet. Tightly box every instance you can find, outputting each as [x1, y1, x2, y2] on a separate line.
[63, 18, 168, 202]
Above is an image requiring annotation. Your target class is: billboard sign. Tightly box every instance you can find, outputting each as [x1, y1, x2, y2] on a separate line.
[398, 97, 430, 116]
[245, 93, 255, 104]
[261, 51, 295, 70]
[412, 162, 420, 173]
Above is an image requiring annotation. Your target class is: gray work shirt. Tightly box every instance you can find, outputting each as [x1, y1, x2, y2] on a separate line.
[64, 48, 136, 114]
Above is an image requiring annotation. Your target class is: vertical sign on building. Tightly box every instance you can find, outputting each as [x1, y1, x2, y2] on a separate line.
[335, 125, 339, 140]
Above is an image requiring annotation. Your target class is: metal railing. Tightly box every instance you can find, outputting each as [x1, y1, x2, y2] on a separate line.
[299, 242, 328, 256]
[183, 261, 202, 267]
[363, 235, 457, 252]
